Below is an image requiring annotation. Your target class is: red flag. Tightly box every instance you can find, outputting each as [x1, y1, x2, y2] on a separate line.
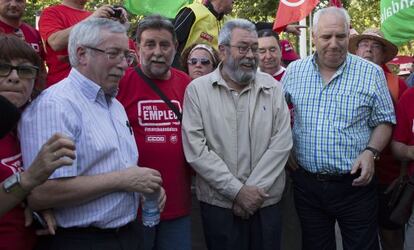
[329, 0, 342, 7]
[273, 0, 320, 33]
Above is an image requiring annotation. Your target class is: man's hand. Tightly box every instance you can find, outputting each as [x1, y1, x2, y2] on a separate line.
[158, 187, 167, 212]
[21, 133, 76, 191]
[287, 154, 299, 171]
[285, 25, 307, 36]
[351, 150, 375, 186]
[235, 185, 268, 215]
[233, 203, 249, 220]
[119, 167, 162, 193]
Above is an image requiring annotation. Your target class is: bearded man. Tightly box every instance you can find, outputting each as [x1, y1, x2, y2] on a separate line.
[181, 18, 292, 250]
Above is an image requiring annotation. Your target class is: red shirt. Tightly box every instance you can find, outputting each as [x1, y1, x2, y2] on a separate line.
[376, 66, 408, 184]
[39, 4, 91, 87]
[0, 20, 45, 60]
[0, 133, 36, 250]
[117, 67, 192, 220]
[393, 87, 414, 177]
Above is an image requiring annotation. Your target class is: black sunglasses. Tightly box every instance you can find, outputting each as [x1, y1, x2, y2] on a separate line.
[0, 63, 39, 79]
[187, 57, 211, 66]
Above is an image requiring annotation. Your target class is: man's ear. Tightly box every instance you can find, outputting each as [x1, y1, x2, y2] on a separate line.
[77, 46, 88, 65]
[218, 44, 226, 58]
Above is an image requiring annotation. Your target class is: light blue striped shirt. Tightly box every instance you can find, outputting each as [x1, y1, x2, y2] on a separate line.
[282, 53, 395, 173]
[19, 68, 139, 228]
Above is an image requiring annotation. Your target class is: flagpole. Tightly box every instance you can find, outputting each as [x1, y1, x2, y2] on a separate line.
[309, 11, 313, 56]
[299, 18, 307, 59]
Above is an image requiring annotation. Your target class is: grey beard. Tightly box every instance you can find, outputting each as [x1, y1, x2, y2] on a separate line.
[224, 57, 257, 86]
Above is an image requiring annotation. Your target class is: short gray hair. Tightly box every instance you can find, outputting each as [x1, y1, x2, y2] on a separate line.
[68, 18, 127, 67]
[135, 14, 176, 44]
[218, 18, 257, 46]
[313, 7, 350, 34]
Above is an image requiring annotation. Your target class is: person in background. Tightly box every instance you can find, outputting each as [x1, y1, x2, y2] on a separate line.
[279, 39, 300, 67]
[0, 0, 46, 93]
[182, 18, 292, 250]
[283, 7, 395, 250]
[257, 28, 301, 250]
[391, 72, 414, 250]
[19, 18, 165, 250]
[173, 0, 304, 68]
[257, 29, 284, 81]
[180, 43, 220, 79]
[349, 27, 408, 250]
[38, 0, 128, 87]
[0, 34, 75, 250]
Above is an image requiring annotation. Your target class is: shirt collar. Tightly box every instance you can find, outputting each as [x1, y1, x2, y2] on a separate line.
[68, 68, 106, 102]
[310, 52, 350, 78]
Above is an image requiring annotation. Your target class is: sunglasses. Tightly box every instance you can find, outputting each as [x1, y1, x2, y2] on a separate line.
[0, 63, 39, 79]
[187, 57, 211, 66]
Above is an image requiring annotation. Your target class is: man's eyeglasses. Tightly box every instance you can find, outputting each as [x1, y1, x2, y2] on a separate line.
[187, 57, 211, 66]
[84, 46, 135, 66]
[227, 44, 259, 54]
[357, 42, 384, 52]
[0, 63, 39, 79]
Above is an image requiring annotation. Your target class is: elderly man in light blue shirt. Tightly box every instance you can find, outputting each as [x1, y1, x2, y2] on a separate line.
[19, 18, 166, 250]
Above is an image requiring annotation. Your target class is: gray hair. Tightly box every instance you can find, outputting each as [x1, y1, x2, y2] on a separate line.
[68, 18, 127, 67]
[135, 14, 176, 44]
[313, 7, 350, 34]
[218, 18, 257, 46]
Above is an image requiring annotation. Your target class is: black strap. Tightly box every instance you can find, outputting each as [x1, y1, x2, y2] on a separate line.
[134, 66, 182, 121]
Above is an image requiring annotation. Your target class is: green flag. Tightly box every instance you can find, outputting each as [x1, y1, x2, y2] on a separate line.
[124, 0, 193, 19]
[380, 0, 414, 46]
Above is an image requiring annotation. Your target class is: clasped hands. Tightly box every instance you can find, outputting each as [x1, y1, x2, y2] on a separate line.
[232, 185, 268, 220]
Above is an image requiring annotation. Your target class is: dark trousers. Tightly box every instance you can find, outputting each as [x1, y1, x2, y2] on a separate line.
[35, 221, 140, 250]
[291, 168, 379, 250]
[199, 202, 282, 250]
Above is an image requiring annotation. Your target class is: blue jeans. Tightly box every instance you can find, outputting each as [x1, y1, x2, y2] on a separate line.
[137, 215, 191, 250]
[291, 168, 379, 250]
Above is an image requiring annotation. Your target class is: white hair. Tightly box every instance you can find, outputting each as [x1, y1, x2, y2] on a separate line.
[68, 18, 127, 67]
[313, 7, 350, 34]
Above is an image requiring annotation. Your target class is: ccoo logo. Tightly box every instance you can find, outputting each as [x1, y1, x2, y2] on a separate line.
[281, 0, 306, 7]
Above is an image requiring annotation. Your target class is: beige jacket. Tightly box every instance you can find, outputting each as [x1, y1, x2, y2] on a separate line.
[182, 67, 293, 208]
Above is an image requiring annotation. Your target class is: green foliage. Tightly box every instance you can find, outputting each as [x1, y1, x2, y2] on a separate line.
[21, 0, 413, 54]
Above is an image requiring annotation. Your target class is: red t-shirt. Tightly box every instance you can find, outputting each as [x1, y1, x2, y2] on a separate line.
[39, 4, 91, 87]
[117, 67, 192, 220]
[393, 87, 414, 177]
[0, 20, 45, 60]
[0, 133, 36, 250]
[376, 66, 408, 184]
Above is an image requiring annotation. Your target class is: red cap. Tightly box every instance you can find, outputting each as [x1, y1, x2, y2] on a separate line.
[280, 40, 299, 61]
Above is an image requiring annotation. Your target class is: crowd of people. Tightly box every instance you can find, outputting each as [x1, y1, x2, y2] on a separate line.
[1, 0, 414, 250]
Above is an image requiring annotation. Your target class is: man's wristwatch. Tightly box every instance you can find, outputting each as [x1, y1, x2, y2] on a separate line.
[3, 172, 29, 198]
[364, 146, 380, 161]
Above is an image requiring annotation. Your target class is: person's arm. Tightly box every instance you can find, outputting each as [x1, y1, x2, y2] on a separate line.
[351, 123, 392, 186]
[44, 5, 114, 51]
[181, 84, 243, 201]
[237, 86, 292, 214]
[352, 70, 396, 186]
[174, 7, 195, 56]
[245, 87, 292, 189]
[27, 166, 162, 210]
[392, 141, 414, 161]
[172, 7, 196, 68]
[0, 134, 75, 217]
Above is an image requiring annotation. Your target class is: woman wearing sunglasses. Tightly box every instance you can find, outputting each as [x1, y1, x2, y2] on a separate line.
[0, 35, 76, 250]
[181, 43, 220, 79]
